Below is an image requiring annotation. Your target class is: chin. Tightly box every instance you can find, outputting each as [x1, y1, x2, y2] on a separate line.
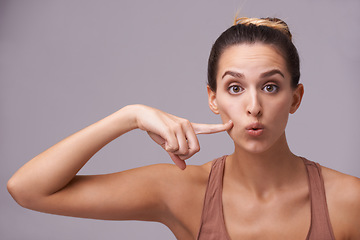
[229, 131, 274, 154]
[241, 143, 272, 154]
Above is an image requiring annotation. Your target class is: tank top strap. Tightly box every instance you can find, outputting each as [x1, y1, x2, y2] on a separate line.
[197, 155, 230, 240]
[302, 157, 336, 240]
[197, 156, 335, 240]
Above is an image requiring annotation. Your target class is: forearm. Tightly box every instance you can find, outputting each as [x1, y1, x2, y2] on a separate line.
[8, 105, 139, 203]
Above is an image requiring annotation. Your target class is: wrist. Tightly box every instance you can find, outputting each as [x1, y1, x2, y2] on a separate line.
[116, 104, 143, 131]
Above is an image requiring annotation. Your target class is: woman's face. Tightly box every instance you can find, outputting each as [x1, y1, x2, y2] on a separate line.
[208, 43, 303, 153]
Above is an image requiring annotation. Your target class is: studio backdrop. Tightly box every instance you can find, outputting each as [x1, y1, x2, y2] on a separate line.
[1, 0, 359, 239]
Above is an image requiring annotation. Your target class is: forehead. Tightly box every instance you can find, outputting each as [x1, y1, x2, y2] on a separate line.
[217, 43, 290, 79]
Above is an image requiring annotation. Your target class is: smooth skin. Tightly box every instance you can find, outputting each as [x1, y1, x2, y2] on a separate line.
[8, 43, 360, 240]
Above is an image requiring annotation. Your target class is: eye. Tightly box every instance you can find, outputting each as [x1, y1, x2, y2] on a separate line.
[262, 84, 279, 93]
[228, 85, 244, 94]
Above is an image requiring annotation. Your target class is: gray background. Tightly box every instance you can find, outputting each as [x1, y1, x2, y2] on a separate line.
[1, 0, 359, 239]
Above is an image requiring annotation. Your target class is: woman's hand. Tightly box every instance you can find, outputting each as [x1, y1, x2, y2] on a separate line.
[133, 105, 233, 169]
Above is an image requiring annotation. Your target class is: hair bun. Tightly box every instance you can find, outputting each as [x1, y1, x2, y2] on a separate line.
[233, 17, 292, 41]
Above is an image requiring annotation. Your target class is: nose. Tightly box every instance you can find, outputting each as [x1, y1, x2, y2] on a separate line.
[246, 90, 262, 117]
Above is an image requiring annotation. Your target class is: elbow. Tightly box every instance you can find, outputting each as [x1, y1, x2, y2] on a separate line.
[7, 176, 34, 209]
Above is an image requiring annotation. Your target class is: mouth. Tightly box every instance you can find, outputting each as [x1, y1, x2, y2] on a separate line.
[245, 123, 264, 136]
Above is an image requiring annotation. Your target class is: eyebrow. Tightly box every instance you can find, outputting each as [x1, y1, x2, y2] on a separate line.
[221, 71, 244, 79]
[221, 69, 285, 79]
[260, 69, 285, 79]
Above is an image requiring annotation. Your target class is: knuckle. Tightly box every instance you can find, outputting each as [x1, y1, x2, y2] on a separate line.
[194, 145, 200, 153]
[187, 146, 200, 157]
[177, 147, 189, 156]
[166, 143, 178, 152]
[182, 119, 191, 127]
[173, 145, 180, 152]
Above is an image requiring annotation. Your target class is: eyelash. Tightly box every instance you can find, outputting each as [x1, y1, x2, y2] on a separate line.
[228, 85, 244, 94]
[227, 83, 279, 95]
[262, 84, 279, 93]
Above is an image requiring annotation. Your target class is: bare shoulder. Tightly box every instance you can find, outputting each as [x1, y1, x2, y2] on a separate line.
[321, 165, 360, 203]
[149, 160, 212, 204]
[131, 159, 213, 208]
[321, 165, 360, 239]
[115, 161, 212, 206]
[144, 160, 213, 238]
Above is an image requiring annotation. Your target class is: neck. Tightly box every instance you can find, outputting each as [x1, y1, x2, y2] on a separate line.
[226, 133, 304, 197]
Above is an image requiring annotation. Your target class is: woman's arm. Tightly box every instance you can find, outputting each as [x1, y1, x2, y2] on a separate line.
[7, 105, 138, 207]
[7, 104, 232, 221]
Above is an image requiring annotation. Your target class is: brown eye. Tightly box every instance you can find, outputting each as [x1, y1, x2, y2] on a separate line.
[228, 85, 243, 94]
[263, 84, 279, 93]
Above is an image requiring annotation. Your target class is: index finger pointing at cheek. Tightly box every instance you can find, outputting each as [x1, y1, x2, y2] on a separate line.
[192, 120, 233, 135]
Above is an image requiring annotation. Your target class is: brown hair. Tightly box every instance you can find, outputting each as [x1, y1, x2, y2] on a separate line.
[207, 17, 300, 91]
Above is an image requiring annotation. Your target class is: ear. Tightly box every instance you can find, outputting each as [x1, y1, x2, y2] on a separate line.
[207, 85, 220, 114]
[290, 84, 304, 114]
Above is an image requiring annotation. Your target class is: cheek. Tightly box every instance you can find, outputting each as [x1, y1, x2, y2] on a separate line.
[217, 99, 246, 129]
[267, 95, 292, 126]
[217, 97, 238, 121]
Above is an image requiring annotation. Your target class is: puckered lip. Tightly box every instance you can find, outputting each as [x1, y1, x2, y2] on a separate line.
[245, 122, 265, 130]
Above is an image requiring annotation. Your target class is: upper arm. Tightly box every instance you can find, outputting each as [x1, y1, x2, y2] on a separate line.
[22, 164, 176, 222]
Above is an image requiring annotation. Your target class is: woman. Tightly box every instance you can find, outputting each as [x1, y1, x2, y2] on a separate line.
[7, 17, 360, 239]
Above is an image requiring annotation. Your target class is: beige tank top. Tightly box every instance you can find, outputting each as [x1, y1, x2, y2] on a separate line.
[197, 155, 335, 240]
